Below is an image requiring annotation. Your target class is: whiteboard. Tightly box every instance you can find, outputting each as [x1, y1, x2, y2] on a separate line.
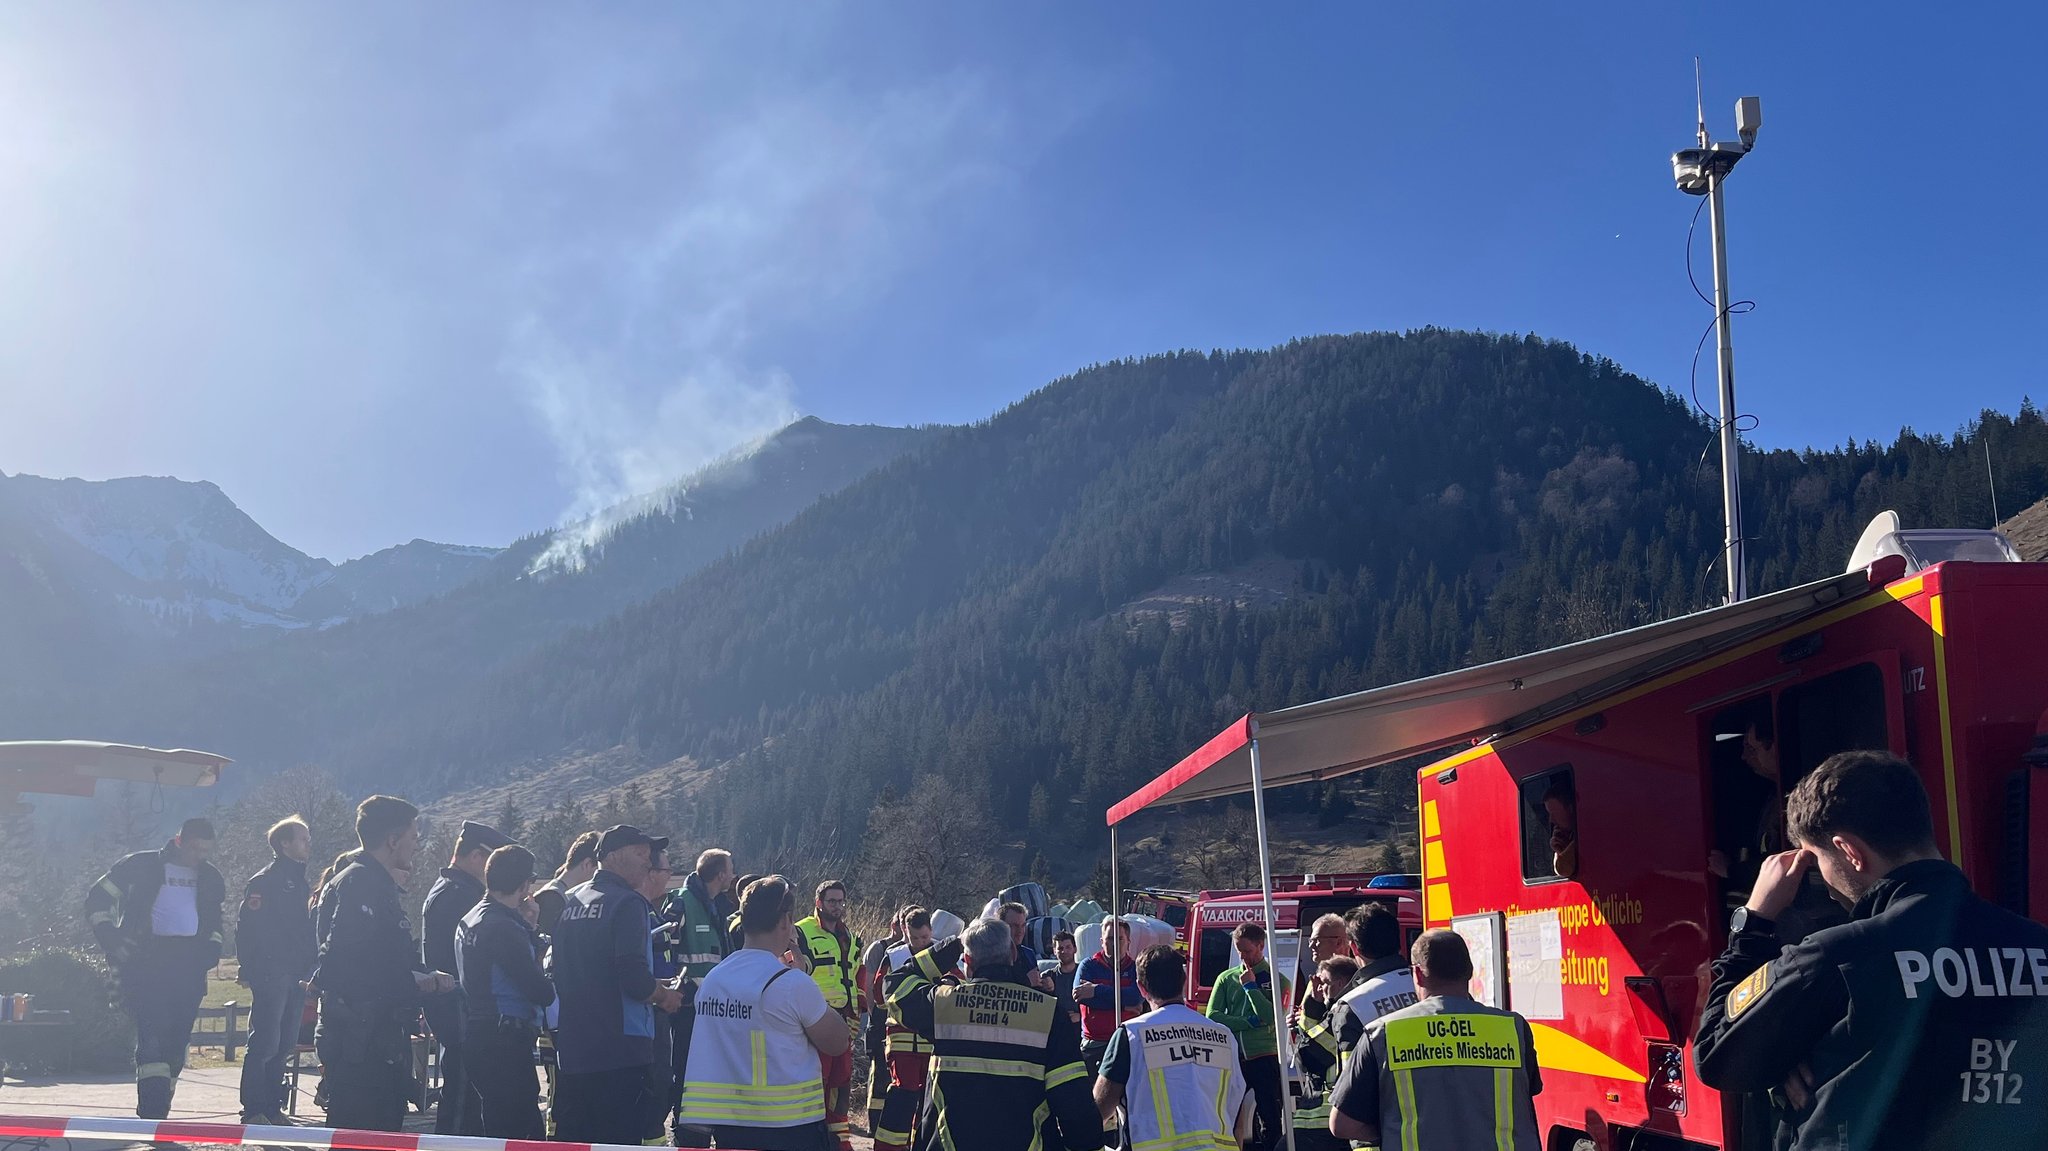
[1506, 909, 1564, 1021]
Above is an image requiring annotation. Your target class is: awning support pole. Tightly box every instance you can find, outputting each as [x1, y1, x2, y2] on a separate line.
[1247, 735, 1297, 1151]
[1110, 824, 1122, 1023]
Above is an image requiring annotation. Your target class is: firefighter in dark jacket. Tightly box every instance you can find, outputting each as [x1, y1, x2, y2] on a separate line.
[85, 817, 226, 1120]
[1694, 751, 2048, 1150]
[655, 846, 736, 1139]
[885, 918, 1103, 1151]
[420, 819, 511, 1135]
[456, 845, 555, 1139]
[236, 815, 318, 1123]
[317, 796, 456, 1132]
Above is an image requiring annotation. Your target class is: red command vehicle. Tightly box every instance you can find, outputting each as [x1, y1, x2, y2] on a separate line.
[1127, 874, 1406, 958]
[1185, 882, 1423, 1010]
[1108, 523, 2047, 1151]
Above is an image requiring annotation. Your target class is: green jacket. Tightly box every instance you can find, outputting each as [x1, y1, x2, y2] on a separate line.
[1206, 960, 1287, 1059]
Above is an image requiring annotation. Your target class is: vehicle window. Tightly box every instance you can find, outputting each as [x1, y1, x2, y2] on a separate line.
[1707, 695, 1779, 909]
[1196, 928, 1235, 989]
[1161, 903, 1187, 929]
[1519, 766, 1578, 882]
[1778, 662, 1889, 792]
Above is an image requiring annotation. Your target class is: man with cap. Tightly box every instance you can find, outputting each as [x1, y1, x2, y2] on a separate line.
[421, 819, 512, 1136]
[318, 796, 455, 1132]
[549, 824, 686, 1146]
[85, 817, 227, 1120]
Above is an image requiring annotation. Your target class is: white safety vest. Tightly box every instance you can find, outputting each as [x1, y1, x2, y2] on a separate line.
[1117, 1003, 1247, 1151]
[679, 950, 828, 1128]
[1338, 966, 1421, 1032]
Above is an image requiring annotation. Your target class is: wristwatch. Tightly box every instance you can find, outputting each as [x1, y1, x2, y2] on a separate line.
[1729, 907, 1776, 938]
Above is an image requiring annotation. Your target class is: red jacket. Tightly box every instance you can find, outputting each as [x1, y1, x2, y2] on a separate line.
[1075, 951, 1142, 1042]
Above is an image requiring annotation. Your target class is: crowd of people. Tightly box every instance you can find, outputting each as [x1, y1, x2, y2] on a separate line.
[80, 747, 2048, 1150]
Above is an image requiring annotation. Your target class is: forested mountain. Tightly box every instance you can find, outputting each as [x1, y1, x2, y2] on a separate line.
[16, 331, 2046, 895]
[2, 418, 937, 757]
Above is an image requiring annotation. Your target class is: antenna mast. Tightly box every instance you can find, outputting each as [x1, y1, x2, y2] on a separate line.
[1671, 68, 1762, 603]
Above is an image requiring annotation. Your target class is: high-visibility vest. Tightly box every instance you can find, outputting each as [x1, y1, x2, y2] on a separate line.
[1116, 1003, 1246, 1151]
[1360, 999, 1541, 1151]
[678, 953, 828, 1129]
[796, 915, 862, 1011]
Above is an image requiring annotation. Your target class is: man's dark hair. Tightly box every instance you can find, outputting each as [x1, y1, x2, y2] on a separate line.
[1786, 750, 1936, 856]
[1135, 944, 1185, 1001]
[562, 831, 601, 873]
[744, 876, 797, 935]
[179, 817, 216, 842]
[815, 879, 846, 902]
[1346, 902, 1400, 961]
[485, 846, 537, 895]
[1320, 955, 1362, 986]
[355, 796, 418, 851]
[1540, 773, 1575, 808]
[998, 901, 1028, 922]
[1411, 929, 1474, 984]
[904, 907, 932, 932]
[1231, 921, 1267, 945]
[1052, 930, 1076, 945]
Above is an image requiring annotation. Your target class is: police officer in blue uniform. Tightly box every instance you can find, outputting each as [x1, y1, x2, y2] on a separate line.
[85, 817, 226, 1120]
[317, 796, 457, 1132]
[236, 815, 317, 1123]
[456, 844, 554, 1139]
[1695, 751, 2048, 1149]
[549, 824, 684, 1146]
[421, 819, 511, 1135]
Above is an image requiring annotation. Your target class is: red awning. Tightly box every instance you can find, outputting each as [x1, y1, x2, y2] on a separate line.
[1107, 566, 1885, 825]
[0, 741, 230, 797]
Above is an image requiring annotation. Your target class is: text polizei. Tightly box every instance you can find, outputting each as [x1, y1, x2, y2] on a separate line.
[1895, 947, 2048, 999]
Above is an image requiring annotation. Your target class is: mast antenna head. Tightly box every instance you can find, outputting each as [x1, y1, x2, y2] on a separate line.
[1694, 57, 1709, 147]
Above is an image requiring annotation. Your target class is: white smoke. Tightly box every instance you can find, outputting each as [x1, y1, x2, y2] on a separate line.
[504, 73, 1018, 575]
[514, 332, 797, 573]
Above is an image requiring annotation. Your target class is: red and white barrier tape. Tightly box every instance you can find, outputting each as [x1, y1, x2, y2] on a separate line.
[0, 1115, 705, 1151]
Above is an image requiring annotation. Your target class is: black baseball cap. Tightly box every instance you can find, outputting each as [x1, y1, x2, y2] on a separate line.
[597, 824, 668, 859]
[456, 821, 513, 852]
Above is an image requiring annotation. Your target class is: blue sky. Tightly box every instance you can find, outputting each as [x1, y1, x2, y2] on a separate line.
[1, 3, 2041, 560]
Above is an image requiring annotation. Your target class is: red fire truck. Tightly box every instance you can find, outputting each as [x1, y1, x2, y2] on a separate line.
[1108, 522, 2045, 1150]
[1184, 880, 1423, 1010]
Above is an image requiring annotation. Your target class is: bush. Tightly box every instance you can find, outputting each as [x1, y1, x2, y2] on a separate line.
[0, 948, 133, 1073]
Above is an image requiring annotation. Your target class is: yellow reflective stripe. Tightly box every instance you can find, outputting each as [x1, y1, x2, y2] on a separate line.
[1045, 1060, 1086, 1090]
[681, 1081, 825, 1102]
[88, 910, 117, 925]
[884, 1032, 934, 1053]
[137, 1062, 173, 1081]
[1215, 1063, 1233, 1132]
[930, 1081, 956, 1151]
[99, 879, 123, 900]
[751, 1030, 766, 1086]
[677, 1101, 826, 1123]
[1494, 1066, 1513, 1151]
[874, 1125, 911, 1143]
[1303, 1016, 1338, 1055]
[1393, 1068, 1420, 1151]
[207, 931, 224, 945]
[931, 1054, 1045, 1079]
[914, 948, 943, 981]
[1148, 1065, 1175, 1139]
[1134, 1134, 1235, 1151]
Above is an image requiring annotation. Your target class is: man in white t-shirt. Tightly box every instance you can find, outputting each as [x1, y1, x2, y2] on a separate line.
[84, 818, 226, 1119]
[681, 876, 852, 1151]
